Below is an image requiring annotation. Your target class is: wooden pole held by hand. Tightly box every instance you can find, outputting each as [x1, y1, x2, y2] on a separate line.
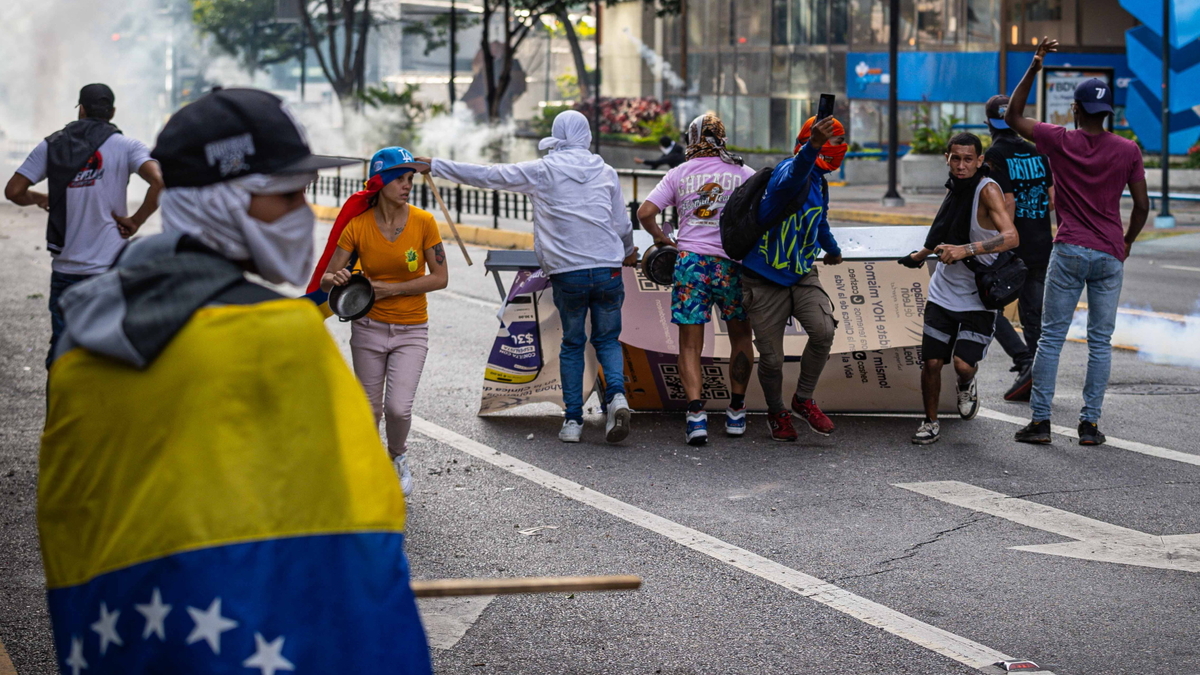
[423, 173, 473, 266]
[411, 575, 641, 598]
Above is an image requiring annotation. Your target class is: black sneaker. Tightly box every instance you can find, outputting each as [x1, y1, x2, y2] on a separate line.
[1014, 420, 1052, 444]
[1078, 421, 1106, 446]
[1004, 364, 1033, 402]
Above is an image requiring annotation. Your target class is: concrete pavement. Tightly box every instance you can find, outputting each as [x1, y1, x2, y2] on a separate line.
[2, 202, 1199, 674]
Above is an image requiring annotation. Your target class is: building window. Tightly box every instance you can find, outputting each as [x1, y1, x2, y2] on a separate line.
[966, 0, 1000, 48]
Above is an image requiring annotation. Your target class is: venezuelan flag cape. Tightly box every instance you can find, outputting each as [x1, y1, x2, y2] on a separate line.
[304, 176, 383, 318]
[39, 298, 432, 674]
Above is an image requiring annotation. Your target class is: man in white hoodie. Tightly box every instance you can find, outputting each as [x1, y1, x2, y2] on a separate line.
[416, 111, 637, 444]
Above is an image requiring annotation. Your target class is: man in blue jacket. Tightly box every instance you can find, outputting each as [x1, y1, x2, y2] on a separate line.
[742, 116, 844, 441]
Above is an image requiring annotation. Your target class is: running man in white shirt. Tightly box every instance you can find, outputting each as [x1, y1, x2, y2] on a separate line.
[4, 83, 163, 368]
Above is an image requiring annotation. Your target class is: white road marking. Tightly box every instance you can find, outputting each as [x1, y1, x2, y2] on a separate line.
[412, 416, 1049, 674]
[895, 481, 1200, 573]
[417, 595, 495, 650]
[1161, 264, 1200, 273]
[978, 408, 1200, 468]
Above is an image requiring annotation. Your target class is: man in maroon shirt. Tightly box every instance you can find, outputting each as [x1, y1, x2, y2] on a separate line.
[1004, 38, 1151, 447]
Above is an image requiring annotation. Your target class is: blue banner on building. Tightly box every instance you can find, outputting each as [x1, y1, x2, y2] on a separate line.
[846, 52, 999, 103]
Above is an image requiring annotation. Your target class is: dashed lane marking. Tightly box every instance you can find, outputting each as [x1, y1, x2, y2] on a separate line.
[978, 408, 1200, 468]
[1161, 264, 1200, 273]
[412, 416, 1049, 675]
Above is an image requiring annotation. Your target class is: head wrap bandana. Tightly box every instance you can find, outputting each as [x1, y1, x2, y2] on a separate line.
[685, 113, 743, 166]
[539, 110, 593, 153]
[161, 171, 319, 287]
[794, 116, 849, 173]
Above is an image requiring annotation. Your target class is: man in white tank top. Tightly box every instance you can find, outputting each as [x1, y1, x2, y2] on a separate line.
[898, 133, 1019, 445]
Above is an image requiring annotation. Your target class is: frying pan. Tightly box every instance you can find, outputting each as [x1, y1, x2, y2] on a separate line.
[328, 272, 375, 322]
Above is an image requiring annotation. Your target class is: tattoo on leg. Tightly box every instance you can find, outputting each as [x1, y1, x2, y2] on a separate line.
[731, 352, 752, 387]
[433, 243, 446, 265]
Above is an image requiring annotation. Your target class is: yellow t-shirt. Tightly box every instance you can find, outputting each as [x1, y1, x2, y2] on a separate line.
[337, 206, 442, 325]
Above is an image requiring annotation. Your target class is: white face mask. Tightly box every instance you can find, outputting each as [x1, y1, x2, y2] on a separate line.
[237, 202, 315, 286]
[160, 172, 318, 288]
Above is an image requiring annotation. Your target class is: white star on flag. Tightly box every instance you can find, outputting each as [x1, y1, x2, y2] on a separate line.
[134, 588, 172, 641]
[242, 633, 295, 675]
[65, 635, 87, 675]
[185, 598, 238, 655]
[90, 602, 123, 655]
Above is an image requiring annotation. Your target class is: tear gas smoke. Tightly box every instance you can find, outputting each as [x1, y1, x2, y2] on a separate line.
[1067, 301, 1200, 369]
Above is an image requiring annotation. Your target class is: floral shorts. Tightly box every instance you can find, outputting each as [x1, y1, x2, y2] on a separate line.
[671, 251, 748, 325]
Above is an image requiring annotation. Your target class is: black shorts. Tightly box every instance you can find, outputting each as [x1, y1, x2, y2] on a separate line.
[921, 301, 996, 367]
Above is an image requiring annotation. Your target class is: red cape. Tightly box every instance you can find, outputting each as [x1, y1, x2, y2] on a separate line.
[306, 175, 384, 294]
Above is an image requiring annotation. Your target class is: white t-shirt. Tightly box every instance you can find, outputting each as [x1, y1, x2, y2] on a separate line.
[928, 177, 1000, 313]
[17, 134, 153, 275]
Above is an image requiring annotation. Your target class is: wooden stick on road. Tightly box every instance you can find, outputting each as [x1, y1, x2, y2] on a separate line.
[423, 173, 473, 266]
[411, 575, 641, 598]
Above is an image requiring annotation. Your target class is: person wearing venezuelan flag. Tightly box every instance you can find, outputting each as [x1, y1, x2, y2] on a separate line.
[39, 88, 432, 674]
[315, 147, 447, 497]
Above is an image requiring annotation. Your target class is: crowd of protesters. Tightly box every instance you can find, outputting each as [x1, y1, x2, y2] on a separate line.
[0, 34, 1158, 674]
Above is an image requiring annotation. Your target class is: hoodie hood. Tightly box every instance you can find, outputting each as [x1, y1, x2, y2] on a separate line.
[541, 148, 607, 184]
[54, 232, 247, 369]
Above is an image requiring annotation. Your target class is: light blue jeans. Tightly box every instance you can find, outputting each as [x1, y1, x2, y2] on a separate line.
[1031, 242, 1124, 423]
[550, 268, 627, 422]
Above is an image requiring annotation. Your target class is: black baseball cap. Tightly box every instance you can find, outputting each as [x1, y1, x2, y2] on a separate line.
[1074, 78, 1114, 116]
[78, 83, 115, 115]
[152, 88, 356, 188]
[985, 95, 1010, 129]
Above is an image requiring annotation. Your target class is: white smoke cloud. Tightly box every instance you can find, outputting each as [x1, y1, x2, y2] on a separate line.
[0, 0, 178, 149]
[1067, 302, 1200, 369]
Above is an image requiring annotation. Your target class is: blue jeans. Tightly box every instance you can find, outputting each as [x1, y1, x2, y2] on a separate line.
[47, 271, 92, 369]
[1031, 243, 1123, 423]
[550, 268, 626, 422]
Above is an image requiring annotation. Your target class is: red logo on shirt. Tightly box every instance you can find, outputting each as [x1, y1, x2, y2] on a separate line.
[69, 151, 105, 188]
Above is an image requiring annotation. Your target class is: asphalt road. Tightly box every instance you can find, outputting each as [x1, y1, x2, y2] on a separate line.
[2, 202, 1200, 675]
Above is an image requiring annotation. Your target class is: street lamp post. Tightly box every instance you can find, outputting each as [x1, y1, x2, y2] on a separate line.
[592, 1, 602, 155]
[1157, 0, 1175, 229]
[882, 0, 905, 207]
[449, 0, 457, 106]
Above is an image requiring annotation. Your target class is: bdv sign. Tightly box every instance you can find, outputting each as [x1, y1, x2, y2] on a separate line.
[895, 481, 1200, 573]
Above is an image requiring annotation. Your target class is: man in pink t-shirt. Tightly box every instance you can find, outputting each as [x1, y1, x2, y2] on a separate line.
[637, 113, 757, 446]
[1003, 38, 1151, 447]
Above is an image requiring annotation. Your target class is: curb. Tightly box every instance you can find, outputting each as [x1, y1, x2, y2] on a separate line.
[312, 205, 534, 250]
[828, 208, 934, 226]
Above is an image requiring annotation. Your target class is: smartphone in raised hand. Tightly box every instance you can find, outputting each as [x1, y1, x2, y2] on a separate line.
[817, 93, 836, 121]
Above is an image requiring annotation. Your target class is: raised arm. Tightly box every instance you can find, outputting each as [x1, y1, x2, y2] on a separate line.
[934, 183, 1018, 264]
[423, 157, 541, 195]
[1005, 38, 1059, 141]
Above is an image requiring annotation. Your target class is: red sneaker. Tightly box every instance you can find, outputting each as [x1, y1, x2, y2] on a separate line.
[792, 395, 835, 436]
[767, 410, 798, 442]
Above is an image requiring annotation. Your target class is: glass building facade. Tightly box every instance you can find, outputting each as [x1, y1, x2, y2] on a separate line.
[657, 0, 1137, 150]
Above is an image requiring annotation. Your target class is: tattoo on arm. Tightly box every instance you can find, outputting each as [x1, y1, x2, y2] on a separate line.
[433, 243, 446, 265]
[731, 352, 752, 387]
[977, 234, 1006, 253]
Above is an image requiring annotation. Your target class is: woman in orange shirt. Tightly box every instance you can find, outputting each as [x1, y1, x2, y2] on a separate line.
[321, 147, 448, 496]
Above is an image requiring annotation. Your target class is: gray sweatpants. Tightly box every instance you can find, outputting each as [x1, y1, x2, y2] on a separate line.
[743, 269, 838, 413]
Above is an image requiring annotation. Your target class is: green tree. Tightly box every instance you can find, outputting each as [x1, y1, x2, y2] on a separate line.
[192, 0, 303, 72]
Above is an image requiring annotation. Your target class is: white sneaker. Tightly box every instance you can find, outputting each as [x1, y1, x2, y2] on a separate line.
[605, 393, 631, 443]
[393, 454, 414, 497]
[957, 378, 980, 420]
[912, 420, 940, 445]
[559, 419, 583, 443]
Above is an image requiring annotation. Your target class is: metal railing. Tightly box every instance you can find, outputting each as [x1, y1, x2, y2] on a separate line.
[308, 160, 676, 232]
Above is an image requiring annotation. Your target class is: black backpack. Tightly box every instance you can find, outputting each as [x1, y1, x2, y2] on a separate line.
[719, 166, 810, 261]
[963, 251, 1027, 310]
